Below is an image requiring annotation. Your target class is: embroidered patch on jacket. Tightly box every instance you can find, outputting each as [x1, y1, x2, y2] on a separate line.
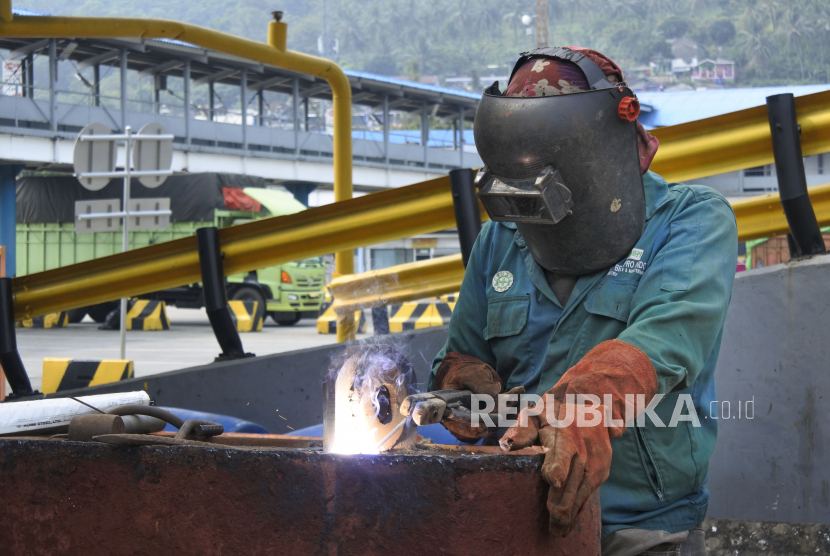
[492, 271, 514, 292]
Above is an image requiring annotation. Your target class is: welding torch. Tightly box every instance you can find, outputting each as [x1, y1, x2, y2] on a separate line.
[399, 389, 502, 426]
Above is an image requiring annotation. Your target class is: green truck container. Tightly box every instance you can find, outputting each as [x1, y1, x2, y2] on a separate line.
[15, 174, 326, 326]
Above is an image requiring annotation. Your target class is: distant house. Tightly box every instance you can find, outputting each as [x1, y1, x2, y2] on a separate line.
[693, 58, 735, 82]
[671, 57, 735, 83]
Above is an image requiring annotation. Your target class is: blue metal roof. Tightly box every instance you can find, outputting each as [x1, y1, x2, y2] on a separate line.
[344, 69, 481, 101]
[12, 7, 48, 16]
[637, 85, 830, 128]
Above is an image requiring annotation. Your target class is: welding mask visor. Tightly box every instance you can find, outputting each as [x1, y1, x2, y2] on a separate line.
[473, 80, 646, 275]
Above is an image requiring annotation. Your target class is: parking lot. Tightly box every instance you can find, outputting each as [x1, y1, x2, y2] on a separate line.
[14, 307, 353, 392]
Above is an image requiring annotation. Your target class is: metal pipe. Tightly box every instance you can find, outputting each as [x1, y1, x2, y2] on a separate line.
[766, 93, 826, 257]
[183, 60, 190, 144]
[459, 107, 465, 168]
[119, 49, 127, 130]
[119, 126, 132, 359]
[383, 94, 389, 165]
[449, 168, 481, 267]
[292, 77, 299, 156]
[0, 277, 33, 397]
[93, 63, 100, 107]
[48, 38, 56, 132]
[330, 254, 466, 315]
[196, 227, 251, 360]
[240, 69, 247, 151]
[422, 102, 429, 167]
[208, 81, 214, 122]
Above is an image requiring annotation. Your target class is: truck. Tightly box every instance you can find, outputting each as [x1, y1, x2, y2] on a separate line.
[15, 173, 326, 326]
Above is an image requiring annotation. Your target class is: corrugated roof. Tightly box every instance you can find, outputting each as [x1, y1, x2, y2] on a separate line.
[638, 85, 830, 128]
[344, 70, 480, 101]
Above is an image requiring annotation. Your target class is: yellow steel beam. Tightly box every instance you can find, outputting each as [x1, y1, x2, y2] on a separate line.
[732, 181, 830, 242]
[11, 175, 486, 320]
[0, 10, 356, 338]
[328, 181, 830, 314]
[329, 254, 466, 315]
[650, 90, 830, 184]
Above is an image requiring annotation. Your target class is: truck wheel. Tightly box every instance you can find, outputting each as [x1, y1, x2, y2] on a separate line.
[66, 308, 87, 323]
[87, 302, 119, 323]
[272, 313, 301, 327]
[230, 286, 266, 326]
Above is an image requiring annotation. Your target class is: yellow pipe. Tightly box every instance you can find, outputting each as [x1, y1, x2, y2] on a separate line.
[0, 13, 356, 339]
[328, 181, 830, 313]
[650, 90, 830, 183]
[0, 0, 11, 23]
[329, 254, 466, 315]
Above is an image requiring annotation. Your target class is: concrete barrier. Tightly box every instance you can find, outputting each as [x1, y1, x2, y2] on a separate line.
[125, 300, 170, 331]
[41, 358, 134, 394]
[18, 312, 69, 328]
[228, 300, 263, 332]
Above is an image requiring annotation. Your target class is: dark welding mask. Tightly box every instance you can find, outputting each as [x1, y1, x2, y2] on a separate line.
[473, 47, 646, 275]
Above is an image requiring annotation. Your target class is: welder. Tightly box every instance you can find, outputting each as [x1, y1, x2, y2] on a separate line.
[429, 47, 736, 555]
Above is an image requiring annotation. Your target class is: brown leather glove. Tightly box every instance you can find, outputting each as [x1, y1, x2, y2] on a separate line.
[434, 352, 523, 443]
[499, 339, 658, 536]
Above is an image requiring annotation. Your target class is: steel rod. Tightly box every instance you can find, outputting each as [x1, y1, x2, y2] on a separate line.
[77, 210, 172, 220]
[77, 170, 172, 179]
[79, 134, 174, 141]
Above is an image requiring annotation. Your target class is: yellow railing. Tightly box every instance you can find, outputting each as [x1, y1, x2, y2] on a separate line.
[649, 89, 830, 183]
[328, 180, 830, 316]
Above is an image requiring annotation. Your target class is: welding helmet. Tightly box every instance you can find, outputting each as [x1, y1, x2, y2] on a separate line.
[473, 47, 646, 275]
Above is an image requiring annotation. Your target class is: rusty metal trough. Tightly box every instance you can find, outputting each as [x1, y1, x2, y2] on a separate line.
[0, 434, 600, 555]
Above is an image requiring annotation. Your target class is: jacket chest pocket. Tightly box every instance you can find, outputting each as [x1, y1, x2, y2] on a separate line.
[484, 295, 530, 340]
[584, 280, 637, 323]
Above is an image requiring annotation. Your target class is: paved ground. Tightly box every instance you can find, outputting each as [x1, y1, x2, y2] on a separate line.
[13, 307, 353, 392]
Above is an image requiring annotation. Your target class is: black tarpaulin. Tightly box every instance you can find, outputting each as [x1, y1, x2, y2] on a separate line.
[16, 173, 268, 223]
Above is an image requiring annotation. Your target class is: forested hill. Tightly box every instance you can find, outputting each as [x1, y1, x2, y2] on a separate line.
[16, 0, 830, 87]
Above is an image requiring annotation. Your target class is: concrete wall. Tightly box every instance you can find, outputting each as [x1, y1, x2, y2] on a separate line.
[708, 255, 830, 525]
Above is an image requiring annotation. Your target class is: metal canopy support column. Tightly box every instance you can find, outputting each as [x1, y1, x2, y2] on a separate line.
[422, 103, 429, 167]
[208, 81, 215, 121]
[241, 69, 247, 151]
[183, 60, 191, 144]
[304, 97, 310, 132]
[459, 107, 465, 168]
[153, 75, 162, 114]
[119, 50, 127, 130]
[383, 94, 389, 165]
[48, 39, 56, 132]
[292, 77, 299, 155]
[24, 53, 33, 98]
[93, 64, 100, 107]
[257, 88, 264, 126]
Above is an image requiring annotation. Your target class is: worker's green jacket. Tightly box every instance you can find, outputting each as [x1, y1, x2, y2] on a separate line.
[430, 171, 738, 538]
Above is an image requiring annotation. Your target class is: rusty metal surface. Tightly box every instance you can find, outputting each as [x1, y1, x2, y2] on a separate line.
[0, 438, 601, 555]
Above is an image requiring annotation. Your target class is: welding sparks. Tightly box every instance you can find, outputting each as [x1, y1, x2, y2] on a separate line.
[326, 346, 417, 454]
[286, 426, 294, 430]
[279, 415, 287, 421]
